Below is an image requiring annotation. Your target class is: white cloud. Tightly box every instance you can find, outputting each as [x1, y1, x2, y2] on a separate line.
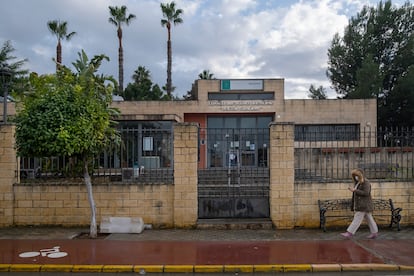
[31, 44, 52, 58]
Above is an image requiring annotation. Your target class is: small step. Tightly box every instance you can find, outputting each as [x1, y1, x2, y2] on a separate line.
[196, 218, 273, 230]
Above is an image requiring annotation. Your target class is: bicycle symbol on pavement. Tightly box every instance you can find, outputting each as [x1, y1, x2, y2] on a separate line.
[19, 246, 68, 259]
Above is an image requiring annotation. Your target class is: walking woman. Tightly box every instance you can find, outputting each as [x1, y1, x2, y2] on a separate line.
[341, 169, 379, 239]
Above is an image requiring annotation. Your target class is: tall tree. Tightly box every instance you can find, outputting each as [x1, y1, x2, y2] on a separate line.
[160, 1, 183, 98]
[308, 84, 327, 99]
[326, 0, 414, 126]
[0, 40, 28, 98]
[382, 66, 414, 126]
[351, 54, 383, 99]
[132, 65, 151, 83]
[198, 69, 214, 79]
[47, 20, 76, 69]
[108, 5, 136, 95]
[124, 66, 165, 100]
[15, 50, 120, 238]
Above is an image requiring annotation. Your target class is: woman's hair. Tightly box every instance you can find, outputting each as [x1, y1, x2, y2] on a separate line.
[351, 168, 365, 182]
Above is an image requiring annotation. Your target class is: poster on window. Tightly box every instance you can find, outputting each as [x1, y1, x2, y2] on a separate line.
[143, 137, 153, 151]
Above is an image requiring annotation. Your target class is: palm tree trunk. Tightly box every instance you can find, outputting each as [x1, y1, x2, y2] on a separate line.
[118, 27, 124, 95]
[119, 45, 123, 94]
[167, 39, 172, 98]
[84, 159, 97, 238]
[56, 40, 62, 71]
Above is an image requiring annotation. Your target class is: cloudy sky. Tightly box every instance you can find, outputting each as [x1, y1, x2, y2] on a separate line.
[0, 0, 407, 99]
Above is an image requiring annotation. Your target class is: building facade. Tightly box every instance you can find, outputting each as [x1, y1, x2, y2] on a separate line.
[113, 78, 377, 171]
[107, 79, 378, 221]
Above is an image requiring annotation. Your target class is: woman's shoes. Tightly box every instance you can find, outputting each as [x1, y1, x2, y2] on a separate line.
[367, 233, 378, 239]
[340, 232, 353, 238]
[340, 232, 378, 239]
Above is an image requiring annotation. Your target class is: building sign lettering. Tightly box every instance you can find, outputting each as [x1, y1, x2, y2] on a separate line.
[208, 100, 273, 111]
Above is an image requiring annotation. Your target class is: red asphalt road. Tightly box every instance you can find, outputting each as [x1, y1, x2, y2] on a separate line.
[1, 239, 414, 266]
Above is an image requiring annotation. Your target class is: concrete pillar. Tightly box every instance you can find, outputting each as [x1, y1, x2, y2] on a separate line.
[173, 122, 198, 227]
[0, 124, 17, 226]
[269, 122, 295, 229]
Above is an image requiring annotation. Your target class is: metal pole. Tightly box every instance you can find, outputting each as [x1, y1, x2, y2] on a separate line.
[0, 64, 12, 124]
[2, 82, 7, 124]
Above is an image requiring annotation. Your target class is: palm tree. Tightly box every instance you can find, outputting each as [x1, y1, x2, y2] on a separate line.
[47, 20, 76, 69]
[0, 40, 28, 98]
[160, 1, 183, 98]
[198, 69, 214, 79]
[108, 5, 136, 95]
[132, 65, 151, 84]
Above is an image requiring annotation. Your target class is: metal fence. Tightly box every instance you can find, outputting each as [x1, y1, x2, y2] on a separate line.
[19, 125, 414, 183]
[295, 127, 414, 182]
[20, 127, 174, 184]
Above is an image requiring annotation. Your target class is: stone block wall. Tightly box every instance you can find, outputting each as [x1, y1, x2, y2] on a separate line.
[173, 122, 199, 227]
[12, 183, 174, 227]
[11, 179, 413, 229]
[0, 125, 17, 227]
[269, 122, 295, 229]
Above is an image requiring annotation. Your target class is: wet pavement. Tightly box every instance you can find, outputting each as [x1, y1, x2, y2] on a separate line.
[0, 226, 413, 273]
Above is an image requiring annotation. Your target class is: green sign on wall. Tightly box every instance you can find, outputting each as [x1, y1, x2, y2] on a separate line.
[221, 80, 231, 90]
[220, 79, 263, 91]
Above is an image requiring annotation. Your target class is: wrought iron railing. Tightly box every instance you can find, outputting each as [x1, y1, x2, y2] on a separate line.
[18, 126, 414, 183]
[295, 127, 414, 182]
[19, 127, 174, 184]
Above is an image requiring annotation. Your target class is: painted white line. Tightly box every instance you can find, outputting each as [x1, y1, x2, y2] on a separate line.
[19, 252, 40, 258]
[47, 252, 68, 258]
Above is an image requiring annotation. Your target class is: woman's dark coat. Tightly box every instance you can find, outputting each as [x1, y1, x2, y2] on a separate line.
[351, 169, 373, 212]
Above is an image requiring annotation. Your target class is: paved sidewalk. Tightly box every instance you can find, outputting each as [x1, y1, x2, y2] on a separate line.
[0, 226, 413, 273]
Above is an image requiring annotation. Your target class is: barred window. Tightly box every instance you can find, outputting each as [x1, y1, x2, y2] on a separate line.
[294, 124, 360, 141]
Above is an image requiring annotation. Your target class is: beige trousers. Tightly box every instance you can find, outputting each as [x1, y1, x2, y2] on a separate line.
[347, 211, 378, 234]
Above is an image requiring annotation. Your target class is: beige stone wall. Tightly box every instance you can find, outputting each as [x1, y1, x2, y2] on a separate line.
[269, 122, 295, 229]
[173, 123, 199, 227]
[196, 79, 221, 102]
[0, 125, 17, 226]
[283, 99, 377, 125]
[294, 181, 413, 229]
[263, 79, 285, 102]
[11, 179, 412, 228]
[0, 103, 16, 122]
[13, 183, 174, 227]
[372, 181, 413, 226]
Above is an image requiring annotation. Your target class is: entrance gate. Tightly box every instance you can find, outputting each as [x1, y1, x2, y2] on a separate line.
[198, 128, 270, 218]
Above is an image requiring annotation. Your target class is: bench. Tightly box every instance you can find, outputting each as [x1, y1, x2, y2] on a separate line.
[318, 198, 402, 232]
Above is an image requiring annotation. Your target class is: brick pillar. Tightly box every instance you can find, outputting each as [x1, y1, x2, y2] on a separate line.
[0, 125, 17, 226]
[173, 122, 198, 227]
[269, 122, 295, 229]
